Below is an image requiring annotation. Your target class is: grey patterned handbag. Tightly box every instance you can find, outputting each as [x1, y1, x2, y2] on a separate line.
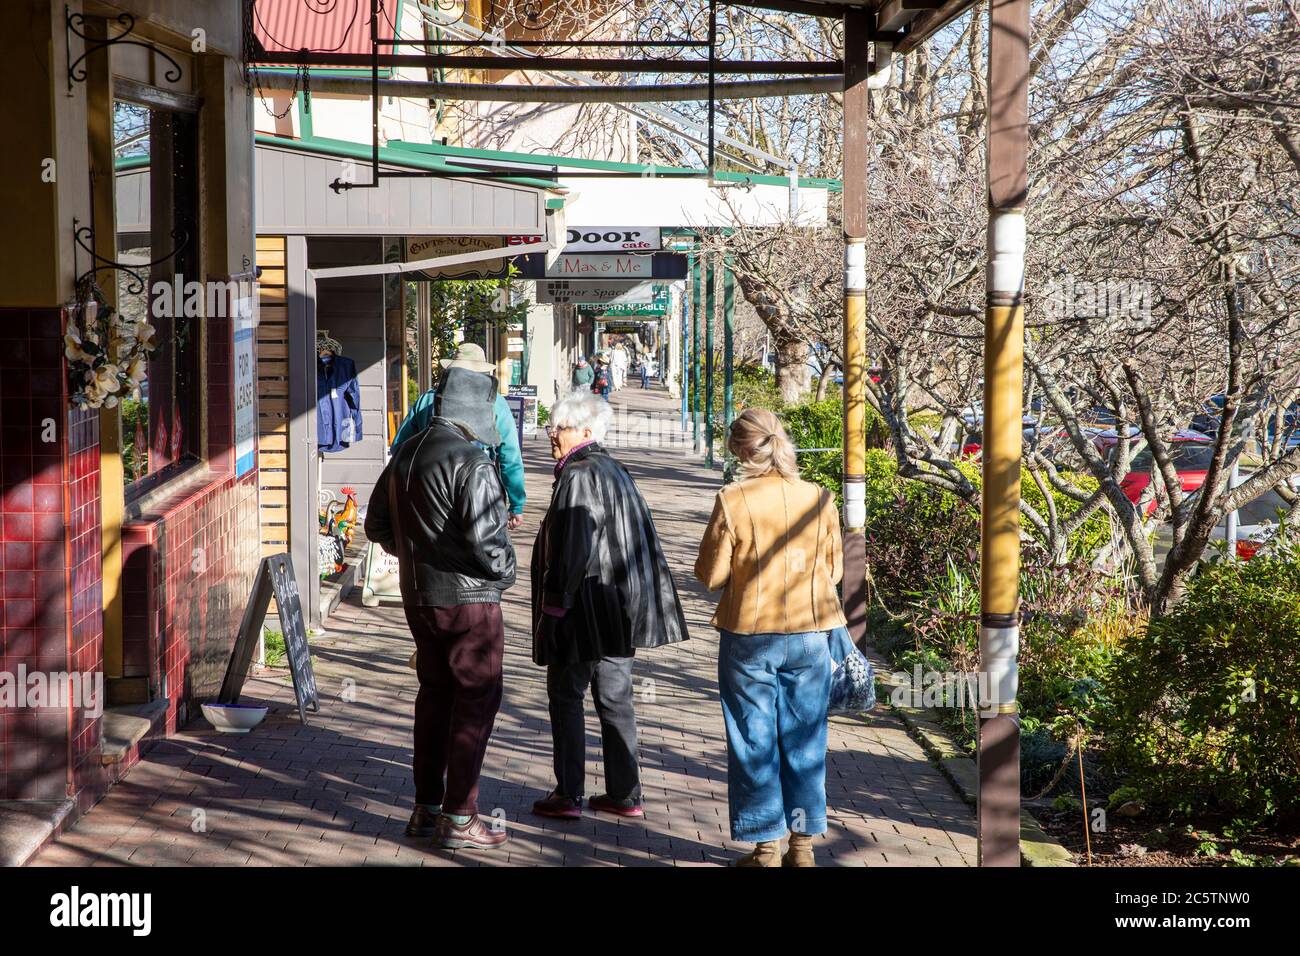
[827, 626, 876, 716]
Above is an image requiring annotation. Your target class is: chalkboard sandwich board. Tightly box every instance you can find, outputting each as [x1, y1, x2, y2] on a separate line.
[219, 553, 320, 725]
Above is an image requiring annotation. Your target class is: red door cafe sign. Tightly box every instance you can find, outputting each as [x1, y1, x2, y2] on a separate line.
[507, 227, 662, 253]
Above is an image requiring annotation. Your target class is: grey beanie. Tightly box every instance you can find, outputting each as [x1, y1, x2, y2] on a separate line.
[436, 366, 499, 445]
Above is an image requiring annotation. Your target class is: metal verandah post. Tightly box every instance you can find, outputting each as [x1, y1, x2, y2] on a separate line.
[723, 254, 735, 433]
[682, 257, 693, 433]
[704, 252, 717, 468]
[979, 0, 1029, 868]
[841, 10, 869, 648]
[692, 251, 703, 451]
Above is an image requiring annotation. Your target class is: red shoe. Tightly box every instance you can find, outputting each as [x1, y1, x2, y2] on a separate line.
[588, 794, 644, 818]
[532, 791, 583, 819]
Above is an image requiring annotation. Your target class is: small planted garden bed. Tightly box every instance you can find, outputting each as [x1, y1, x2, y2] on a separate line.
[1032, 804, 1300, 867]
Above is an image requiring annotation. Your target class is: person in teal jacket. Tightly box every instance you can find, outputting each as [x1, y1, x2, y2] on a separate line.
[391, 344, 526, 528]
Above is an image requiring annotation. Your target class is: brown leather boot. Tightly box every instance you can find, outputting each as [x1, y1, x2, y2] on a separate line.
[782, 833, 815, 867]
[733, 840, 782, 867]
[436, 814, 508, 850]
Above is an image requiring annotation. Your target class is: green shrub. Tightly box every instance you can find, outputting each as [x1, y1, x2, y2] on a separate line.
[861, 451, 980, 611]
[782, 399, 846, 502]
[1021, 470, 1113, 562]
[1104, 548, 1300, 823]
[859, 450, 1129, 791]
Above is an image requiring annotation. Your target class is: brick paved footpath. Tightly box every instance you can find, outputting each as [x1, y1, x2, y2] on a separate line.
[32, 386, 975, 867]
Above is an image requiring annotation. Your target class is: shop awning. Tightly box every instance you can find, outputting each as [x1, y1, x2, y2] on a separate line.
[116, 136, 563, 240]
[253, 135, 563, 237]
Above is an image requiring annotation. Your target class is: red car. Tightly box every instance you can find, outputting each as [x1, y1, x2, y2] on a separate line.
[1116, 434, 1216, 511]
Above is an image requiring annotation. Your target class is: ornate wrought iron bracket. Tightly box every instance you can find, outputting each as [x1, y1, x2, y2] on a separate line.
[66, 5, 183, 93]
[73, 217, 190, 298]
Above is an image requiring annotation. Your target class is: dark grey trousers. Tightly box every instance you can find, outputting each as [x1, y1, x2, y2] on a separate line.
[546, 656, 642, 803]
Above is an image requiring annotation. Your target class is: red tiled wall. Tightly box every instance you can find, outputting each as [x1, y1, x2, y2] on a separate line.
[1, 301, 258, 803]
[120, 473, 259, 731]
[67, 404, 103, 802]
[0, 307, 78, 801]
[118, 306, 259, 733]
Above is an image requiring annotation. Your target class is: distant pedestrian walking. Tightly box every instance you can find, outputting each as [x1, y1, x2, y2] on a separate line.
[592, 359, 612, 401]
[571, 355, 594, 390]
[610, 343, 629, 390]
[694, 408, 846, 867]
[531, 391, 689, 820]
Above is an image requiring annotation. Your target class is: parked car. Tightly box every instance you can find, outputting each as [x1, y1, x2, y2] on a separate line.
[1264, 402, 1300, 451]
[1190, 394, 1225, 437]
[959, 417, 1058, 459]
[1112, 432, 1216, 511]
[1234, 524, 1270, 560]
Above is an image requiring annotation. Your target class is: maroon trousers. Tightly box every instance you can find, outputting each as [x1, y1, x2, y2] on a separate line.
[405, 603, 505, 815]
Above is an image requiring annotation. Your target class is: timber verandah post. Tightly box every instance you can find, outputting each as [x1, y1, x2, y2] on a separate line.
[841, 9, 870, 648]
[979, 0, 1030, 867]
[692, 250, 703, 452]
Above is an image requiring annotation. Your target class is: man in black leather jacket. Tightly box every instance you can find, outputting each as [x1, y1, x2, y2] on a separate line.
[365, 413, 516, 850]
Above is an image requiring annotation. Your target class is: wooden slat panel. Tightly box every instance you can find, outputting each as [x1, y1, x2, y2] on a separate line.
[258, 361, 289, 378]
[258, 267, 287, 288]
[260, 490, 288, 506]
[258, 341, 287, 358]
[260, 285, 287, 304]
[259, 398, 289, 415]
[259, 452, 288, 469]
[260, 304, 288, 322]
[258, 432, 288, 450]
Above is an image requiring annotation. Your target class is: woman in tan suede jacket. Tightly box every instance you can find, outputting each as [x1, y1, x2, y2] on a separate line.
[695, 408, 846, 869]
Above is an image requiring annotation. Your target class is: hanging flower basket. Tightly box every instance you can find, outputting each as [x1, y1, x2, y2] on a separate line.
[64, 276, 157, 410]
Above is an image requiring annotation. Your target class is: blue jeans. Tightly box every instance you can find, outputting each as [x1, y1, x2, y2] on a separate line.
[718, 629, 831, 842]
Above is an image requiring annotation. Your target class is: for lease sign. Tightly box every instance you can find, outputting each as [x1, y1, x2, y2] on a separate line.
[233, 295, 256, 478]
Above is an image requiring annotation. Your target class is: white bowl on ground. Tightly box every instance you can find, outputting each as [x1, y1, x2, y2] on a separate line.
[201, 702, 268, 734]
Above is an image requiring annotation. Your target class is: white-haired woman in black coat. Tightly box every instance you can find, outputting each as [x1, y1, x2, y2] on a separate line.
[530, 390, 689, 820]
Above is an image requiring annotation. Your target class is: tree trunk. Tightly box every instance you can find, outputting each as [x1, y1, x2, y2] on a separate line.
[815, 361, 836, 401]
[774, 335, 811, 404]
[734, 271, 812, 405]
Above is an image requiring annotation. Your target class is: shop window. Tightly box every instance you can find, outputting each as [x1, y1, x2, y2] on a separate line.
[113, 97, 202, 497]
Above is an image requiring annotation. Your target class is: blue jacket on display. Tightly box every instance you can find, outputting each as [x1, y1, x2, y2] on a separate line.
[317, 354, 363, 452]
